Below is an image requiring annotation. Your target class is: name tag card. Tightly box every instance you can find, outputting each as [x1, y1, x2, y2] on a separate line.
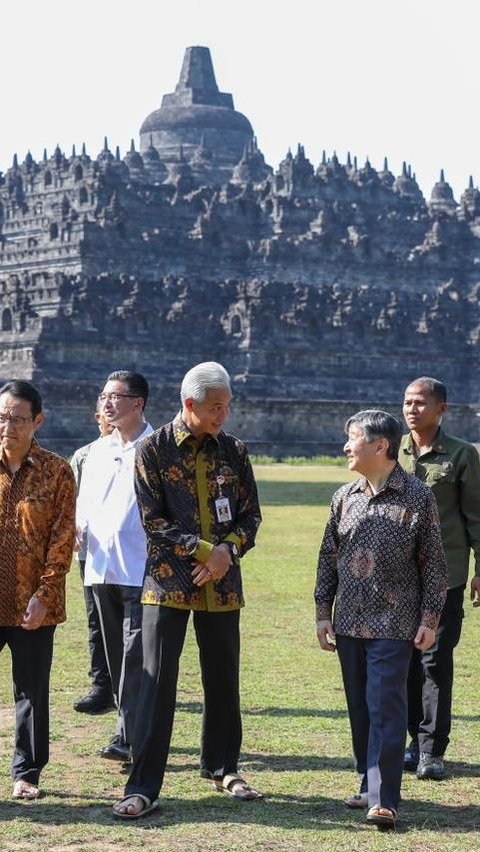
[215, 497, 232, 523]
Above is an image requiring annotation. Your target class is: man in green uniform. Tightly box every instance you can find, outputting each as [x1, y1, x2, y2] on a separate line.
[399, 376, 480, 780]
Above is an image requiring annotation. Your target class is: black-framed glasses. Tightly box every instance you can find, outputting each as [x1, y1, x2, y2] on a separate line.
[0, 412, 33, 426]
[97, 393, 138, 403]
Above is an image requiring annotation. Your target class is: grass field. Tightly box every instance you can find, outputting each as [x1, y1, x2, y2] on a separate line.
[0, 464, 479, 851]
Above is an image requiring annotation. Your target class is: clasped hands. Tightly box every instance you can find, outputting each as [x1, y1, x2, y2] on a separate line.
[192, 543, 232, 587]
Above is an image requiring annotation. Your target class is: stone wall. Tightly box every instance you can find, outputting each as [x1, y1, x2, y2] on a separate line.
[36, 380, 479, 459]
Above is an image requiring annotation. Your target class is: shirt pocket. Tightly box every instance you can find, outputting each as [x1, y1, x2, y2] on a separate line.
[425, 463, 455, 488]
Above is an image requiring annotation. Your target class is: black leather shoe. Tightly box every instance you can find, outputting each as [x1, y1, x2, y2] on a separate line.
[100, 735, 131, 763]
[416, 753, 445, 780]
[73, 689, 116, 714]
[404, 740, 420, 772]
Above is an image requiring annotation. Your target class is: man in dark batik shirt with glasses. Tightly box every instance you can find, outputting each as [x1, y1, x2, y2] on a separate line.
[113, 361, 262, 820]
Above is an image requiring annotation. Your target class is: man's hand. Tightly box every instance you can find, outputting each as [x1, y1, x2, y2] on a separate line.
[316, 619, 336, 652]
[470, 575, 480, 608]
[414, 625, 436, 651]
[192, 544, 232, 587]
[21, 596, 47, 631]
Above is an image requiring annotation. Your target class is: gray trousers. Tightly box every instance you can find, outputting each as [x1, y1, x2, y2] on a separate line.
[92, 583, 143, 745]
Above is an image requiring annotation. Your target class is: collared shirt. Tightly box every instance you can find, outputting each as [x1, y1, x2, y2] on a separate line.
[0, 440, 76, 627]
[135, 413, 262, 611]
[315, 464, 448, 641]
[77, 422, 154, 587]
[399, 428, 480, 589]
[70, 441, 93, 561]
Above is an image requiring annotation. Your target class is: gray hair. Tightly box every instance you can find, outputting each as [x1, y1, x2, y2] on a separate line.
[345, 409, 403, 460]
[180, 361, 231, 404]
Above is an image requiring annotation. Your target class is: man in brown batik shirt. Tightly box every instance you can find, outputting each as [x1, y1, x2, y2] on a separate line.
[0, 380, 76, 800]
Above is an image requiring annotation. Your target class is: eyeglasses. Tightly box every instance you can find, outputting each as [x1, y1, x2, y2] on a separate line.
[0, 412, 33, 426]
[97, 393, 138, 403]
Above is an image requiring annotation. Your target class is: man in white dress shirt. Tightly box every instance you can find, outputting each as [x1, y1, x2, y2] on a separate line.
[76, 371, 153, 762]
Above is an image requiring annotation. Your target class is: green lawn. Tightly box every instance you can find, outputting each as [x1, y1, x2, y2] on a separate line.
[0, 464, 479, 851]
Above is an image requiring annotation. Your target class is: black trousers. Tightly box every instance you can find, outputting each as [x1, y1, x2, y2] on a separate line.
[79, 561, 112, 694]
[92, 583, 143, 745]
[0, 625, 55, 784]
[407, 584, 465, 756]
[125, 605, 242, 802]
[337, 634, 412, 812]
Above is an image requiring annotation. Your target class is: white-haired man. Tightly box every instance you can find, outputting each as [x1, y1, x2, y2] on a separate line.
[113, 362, 262, 819]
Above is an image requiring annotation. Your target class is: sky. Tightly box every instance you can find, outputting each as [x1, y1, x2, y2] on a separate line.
[1, 0, 478, 200]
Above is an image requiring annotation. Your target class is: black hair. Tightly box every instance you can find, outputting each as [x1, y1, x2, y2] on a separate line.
[345, 409, 404, 461]
[0, 380, 42, 418]
[406, 376, 447, 404]
[106, 371, 149, 409]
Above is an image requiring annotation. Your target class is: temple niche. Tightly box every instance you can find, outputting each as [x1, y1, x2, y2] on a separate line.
[0, 46, 480, 455]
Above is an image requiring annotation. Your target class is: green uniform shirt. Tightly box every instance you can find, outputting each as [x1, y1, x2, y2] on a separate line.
[399, 428, 480, 589]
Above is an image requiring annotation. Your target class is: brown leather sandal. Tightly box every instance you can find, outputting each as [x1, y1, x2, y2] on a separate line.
[366, 804, 397, 829]
[213, 774, 263, 800]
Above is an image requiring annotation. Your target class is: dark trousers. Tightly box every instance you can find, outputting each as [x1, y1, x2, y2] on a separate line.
[92, 583, 143, 745]
[79, 561, 112, 694]
[125, 605, 242, 802]
[407, 584, 465, 756]
[0, 625, 55, 784]
[336, 634, 412, 812]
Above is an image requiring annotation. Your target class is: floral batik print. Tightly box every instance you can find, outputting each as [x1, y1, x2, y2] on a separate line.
[315, 464, 448, 640]
[0, 441, 76, 626]
[135, 414, 262, 612]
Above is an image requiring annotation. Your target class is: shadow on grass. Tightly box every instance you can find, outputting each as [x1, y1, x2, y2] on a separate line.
[443, 760, 480, 778]
[166, 747, 480, 779]
[0, 794, 479, 835]
[0, 794, 355, 833]
[166, 749, 356, 774]
[177, 701, 348, 719]
[256, 481, 346, 507]
[452, 713, 480, 723]
[249, 707, 348, 719]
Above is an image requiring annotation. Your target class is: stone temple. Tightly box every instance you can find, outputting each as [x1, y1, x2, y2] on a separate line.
[1, 45, 480, 454]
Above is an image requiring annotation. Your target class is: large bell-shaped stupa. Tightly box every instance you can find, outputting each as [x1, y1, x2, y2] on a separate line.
[140, 46, 257, 183]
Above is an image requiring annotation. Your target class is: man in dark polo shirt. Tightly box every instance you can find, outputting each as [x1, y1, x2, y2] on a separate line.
[113, 361, 262, 819]
[400, 376, 480, 780]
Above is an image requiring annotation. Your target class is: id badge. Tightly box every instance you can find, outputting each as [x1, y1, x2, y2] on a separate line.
[215, 497, 232, 523]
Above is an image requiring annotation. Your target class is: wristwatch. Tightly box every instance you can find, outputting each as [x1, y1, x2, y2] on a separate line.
[226, 542, 239, 559]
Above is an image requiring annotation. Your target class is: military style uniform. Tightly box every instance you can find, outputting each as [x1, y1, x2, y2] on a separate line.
[399, 428, 480, 757]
